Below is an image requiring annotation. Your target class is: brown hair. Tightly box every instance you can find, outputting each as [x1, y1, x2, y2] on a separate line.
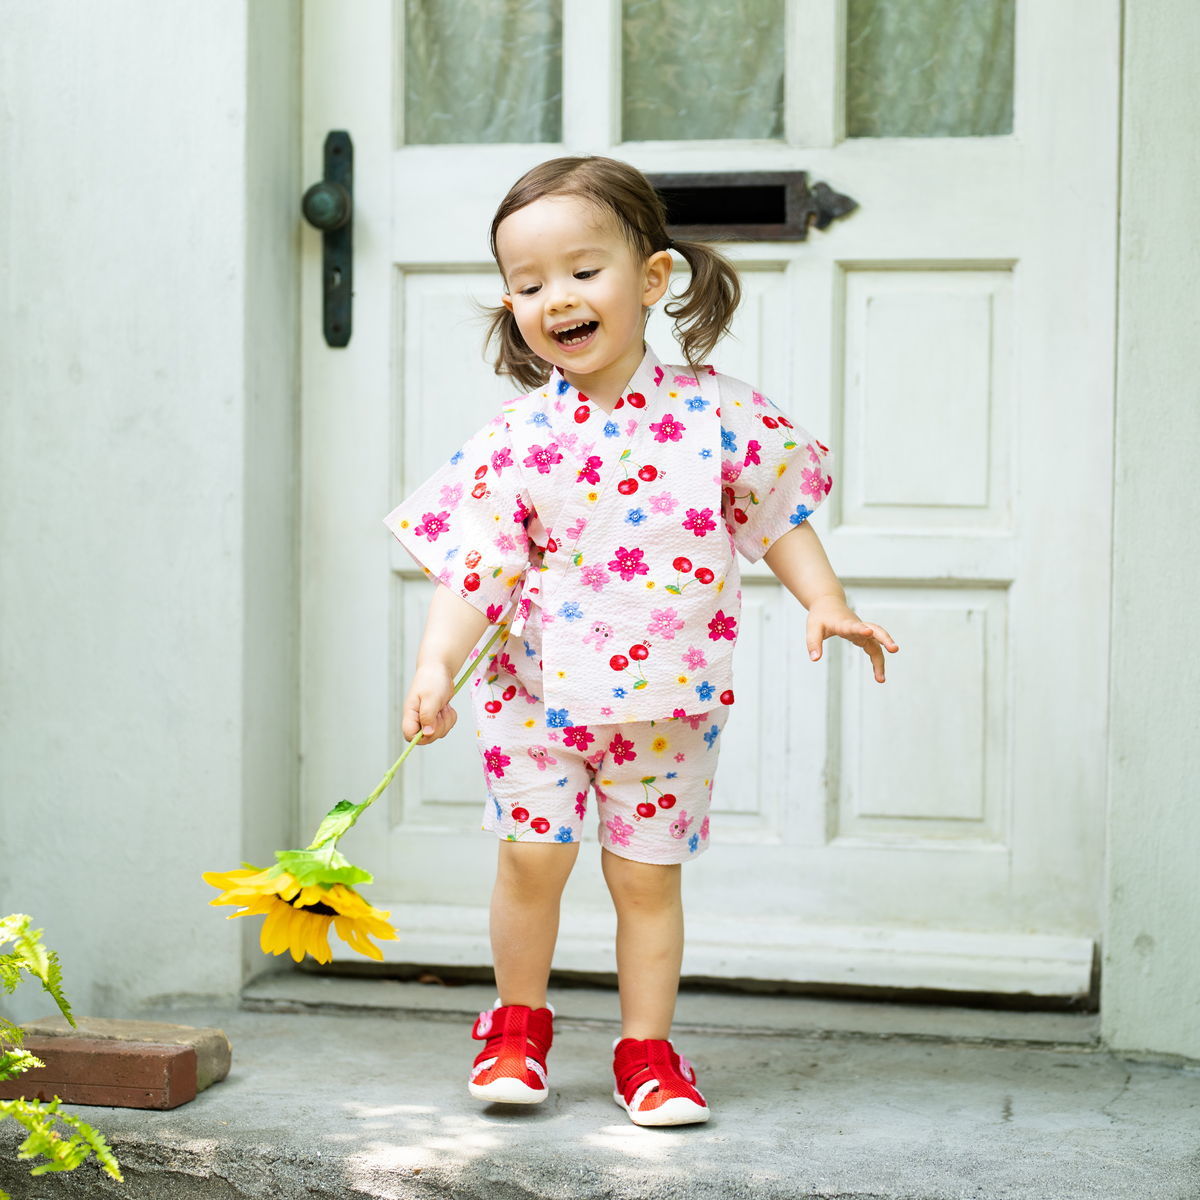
[483, 156, 742, 391]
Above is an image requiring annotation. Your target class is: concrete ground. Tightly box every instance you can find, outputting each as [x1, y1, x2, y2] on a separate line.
[2, 973, 1199, 1200]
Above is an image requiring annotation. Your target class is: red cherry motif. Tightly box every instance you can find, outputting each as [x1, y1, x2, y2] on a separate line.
[627, 392, 646, 409]
[658, 793, 677, 810]
[610, 654, 629, 671]
[502, 685, 517, 701]
[636, 802, 656, 819]
[629, 644, 649, 661]
[484, 700, 501, 714]
[464, 550, 481, 568]
[474, 465, 488, 479]
[778, 416, 793, 429]
[614, 397, 624, 409]
[512, 807, 529, 823]
[637, 465, 658, 482]
[574, 405, 590, 423]
[546, 537, 558, 553]
[673, 557, 692, 573]
[694, 567, 715, 584]
[617, 478, 639, 495]
[531, 817, 551, 834]
[733, 508, 749, 524]
[464, 573, 480, 591]
[762, 416, 779, 429]
[471, 482, 488, 499]
[720, 689, 735, 705]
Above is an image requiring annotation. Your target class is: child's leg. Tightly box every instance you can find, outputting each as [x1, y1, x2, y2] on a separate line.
[490, 840, 580, 1009]
[600, 849, 684, 1040]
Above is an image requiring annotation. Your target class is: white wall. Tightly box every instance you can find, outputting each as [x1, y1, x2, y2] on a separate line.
[0, 0, 299, 1018]
[1102, 0, 1200, 1061]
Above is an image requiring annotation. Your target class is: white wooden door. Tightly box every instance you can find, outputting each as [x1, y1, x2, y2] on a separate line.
[301, 1, 1118, 998]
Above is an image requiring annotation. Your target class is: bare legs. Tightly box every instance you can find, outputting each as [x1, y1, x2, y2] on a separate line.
[489, 840, 684, 1040]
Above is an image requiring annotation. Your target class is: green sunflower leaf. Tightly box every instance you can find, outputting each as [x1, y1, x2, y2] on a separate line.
[275, 847, 373, 888]
[306, 800, 369, 851]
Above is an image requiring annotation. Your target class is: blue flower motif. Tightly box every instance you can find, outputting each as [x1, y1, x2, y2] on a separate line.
[450, 450, 465, 464]
[688, 833, 700, 853]
[685, 396, 709, 412]
[626, 508, 647, 526]
[492, 795, 503, 820]
[556, 776, 569, 788]
[527, 411, 550, 427]
[698, 447, 713, 459]
[559, 601, 583, 621]
[613, 686, 627, 699]
[545, 707, 571, 728]
[703, 723, 721, 750]
[789, 504, 813, 526]
[603, 421, 620, 438]
[556, 377, 570, 395]
[721, 427, 738, 453]
[555, 825, 574, 843]
[523, 639, 536, 658]
[695, 680, 715, 703]
[444, 546, 460, 559]
[666, 771, 678, 779]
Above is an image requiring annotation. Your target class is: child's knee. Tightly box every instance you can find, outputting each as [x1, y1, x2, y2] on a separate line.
[602, 852, 681, 909]
[496, 838, 579, 894]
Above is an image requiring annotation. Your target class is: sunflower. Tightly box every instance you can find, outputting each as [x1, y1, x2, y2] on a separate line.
[202, 866, 398, 964]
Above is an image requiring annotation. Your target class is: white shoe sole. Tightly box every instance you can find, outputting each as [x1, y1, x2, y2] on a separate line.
[613, 1088, 710, 1126]
[469, 1076, 548, 1104]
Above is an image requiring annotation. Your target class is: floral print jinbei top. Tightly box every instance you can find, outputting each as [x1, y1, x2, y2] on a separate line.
[384, 345, 832, 727]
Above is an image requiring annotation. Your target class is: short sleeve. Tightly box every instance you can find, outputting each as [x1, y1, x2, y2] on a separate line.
[382, 416, 534, 621]
[717, 380, 833, 563]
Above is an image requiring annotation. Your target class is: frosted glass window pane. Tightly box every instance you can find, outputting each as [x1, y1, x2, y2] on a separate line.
[623, 0, 784, 141]
[846, 0, 1014, 137]
[404, 0, 562, 144]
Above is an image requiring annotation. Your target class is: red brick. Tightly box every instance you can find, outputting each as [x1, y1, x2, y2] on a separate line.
[0, 1037, 198, 1109]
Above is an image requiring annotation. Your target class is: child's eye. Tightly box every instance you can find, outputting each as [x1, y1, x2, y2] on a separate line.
[575, 269, 599, 280]
[518, 284, 541, 296]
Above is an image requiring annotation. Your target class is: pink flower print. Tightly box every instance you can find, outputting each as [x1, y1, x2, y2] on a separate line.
[491, 447, 513, 475]
[438, 482, 463, 508]
[700, 815, 710, 840]
[580, 564, 609, 592]
[606, 814, 633, 847]
[513, 496, 531, 525]
[744, 439, 762, 467]
[607, 546, 649, 581]
[672, 712, 705, 730]
[486, 603, 504, 623]
[494, 532, 516, 553]
[647, 607, 684, 640]
[649, 413, 686, 443]
[801, 466, 827, 499]
[557, 430, 579, 452]
[653, 364, 664, 386]
[720, 460, 741, 483]
[484, 746, 511, 778]
[437, 567, 453, 585]
[565, 516, 587, 540]
[707, 609, 738, 641]
[525, 443, 563, 474]
[492, 651, 516, 676]
[673, 374, 698, 387]
[415, 511, 450, 541]
[577, 454, 603, 485]
[682, 507, 717, 537]
[649, 491, 678, 515]
[681, 646, 708, 671]
[563, 725, 595, 750]
[608, 732, 637, 765]
[599, 706, 613, 717]
[751, 391, 767, 407]
[575, 791, 588, 819]
[674, 752, 686, 763]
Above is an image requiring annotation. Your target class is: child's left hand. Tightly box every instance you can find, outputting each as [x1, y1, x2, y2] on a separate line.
[806, 597, 899, 683]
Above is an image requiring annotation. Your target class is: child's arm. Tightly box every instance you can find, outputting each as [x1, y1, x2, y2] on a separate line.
[402, 584, 491, 743]
[763, 522, 899, 683]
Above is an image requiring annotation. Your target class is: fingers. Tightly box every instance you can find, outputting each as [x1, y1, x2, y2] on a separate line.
[806, 615, 900, 682]
[402, 688, 457, 743]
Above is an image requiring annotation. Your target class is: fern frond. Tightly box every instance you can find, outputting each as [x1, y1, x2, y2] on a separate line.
[0, 915, 74, 1024]
[0, 1015, 24, 1049]
[0, 1097, 123, 1184]
[55, 1111, 123, 1181]
[0, 1048, 43, 1082]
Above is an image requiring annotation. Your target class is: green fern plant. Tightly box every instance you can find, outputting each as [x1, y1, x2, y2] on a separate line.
[0, 915, 122, 1198]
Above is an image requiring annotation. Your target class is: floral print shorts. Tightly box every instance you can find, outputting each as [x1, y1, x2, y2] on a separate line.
[471, 622, 727, 865]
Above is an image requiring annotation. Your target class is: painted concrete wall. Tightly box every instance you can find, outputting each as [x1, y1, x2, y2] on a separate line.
[1101, 0, 1200, 1061]
[0, 1, 299, 1019]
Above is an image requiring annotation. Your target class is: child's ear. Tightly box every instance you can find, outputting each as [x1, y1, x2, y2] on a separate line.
[501, 293, 514, 313]
[643, 250, 673, 307]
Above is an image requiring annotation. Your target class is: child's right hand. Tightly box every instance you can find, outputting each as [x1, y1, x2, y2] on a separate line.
[402, 664, 458, 743]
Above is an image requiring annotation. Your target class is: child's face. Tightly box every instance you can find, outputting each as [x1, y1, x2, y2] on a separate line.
[497, 194, 671, 401]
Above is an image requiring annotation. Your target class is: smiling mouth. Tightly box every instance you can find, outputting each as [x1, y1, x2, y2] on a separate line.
[551, 321, 598, 345]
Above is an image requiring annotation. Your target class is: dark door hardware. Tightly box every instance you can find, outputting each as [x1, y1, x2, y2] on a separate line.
[302, 131, 354, 347]
[648, 172, 857, 242]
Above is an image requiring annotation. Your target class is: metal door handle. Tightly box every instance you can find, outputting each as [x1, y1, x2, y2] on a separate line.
[302, 131, 353, 347]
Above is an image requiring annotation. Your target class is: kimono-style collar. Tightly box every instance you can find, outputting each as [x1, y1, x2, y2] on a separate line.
[548, 344, 669, 415]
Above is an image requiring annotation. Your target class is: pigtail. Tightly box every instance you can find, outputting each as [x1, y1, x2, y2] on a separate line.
[664, 238, 743, 370]
[482, 302, 553, 393]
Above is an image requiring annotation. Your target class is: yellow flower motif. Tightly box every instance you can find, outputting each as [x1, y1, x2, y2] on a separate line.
[588, 491, 598, 502]
[524, 718, 536, 728]
[557, 670, 566, 679]
[646, 581, 655, 589]
[399, 519, 410, 529]
[202, 867, 397, 964]
[651, 736, 669, 753]
[777, 463, 788, 477]
[677, 675, 688, 685]
[717, 580, 724, 592]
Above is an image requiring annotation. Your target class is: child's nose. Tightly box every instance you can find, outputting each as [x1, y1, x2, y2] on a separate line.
[545, 282, 578, 312]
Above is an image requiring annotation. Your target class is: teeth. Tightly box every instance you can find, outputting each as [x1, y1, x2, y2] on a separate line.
[553, 321, 597, 345]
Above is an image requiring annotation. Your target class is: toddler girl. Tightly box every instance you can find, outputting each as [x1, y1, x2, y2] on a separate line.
[384, 156, 897, 1126]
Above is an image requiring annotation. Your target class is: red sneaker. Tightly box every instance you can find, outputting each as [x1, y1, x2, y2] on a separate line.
[468, 1001, 554, 1104]
[612, 1036, 710, 1126]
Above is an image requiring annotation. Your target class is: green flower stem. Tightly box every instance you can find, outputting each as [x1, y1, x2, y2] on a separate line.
[305, 621, 511, 853]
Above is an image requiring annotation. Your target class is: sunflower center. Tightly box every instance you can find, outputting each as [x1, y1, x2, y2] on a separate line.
[290, 898, 338, 916]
